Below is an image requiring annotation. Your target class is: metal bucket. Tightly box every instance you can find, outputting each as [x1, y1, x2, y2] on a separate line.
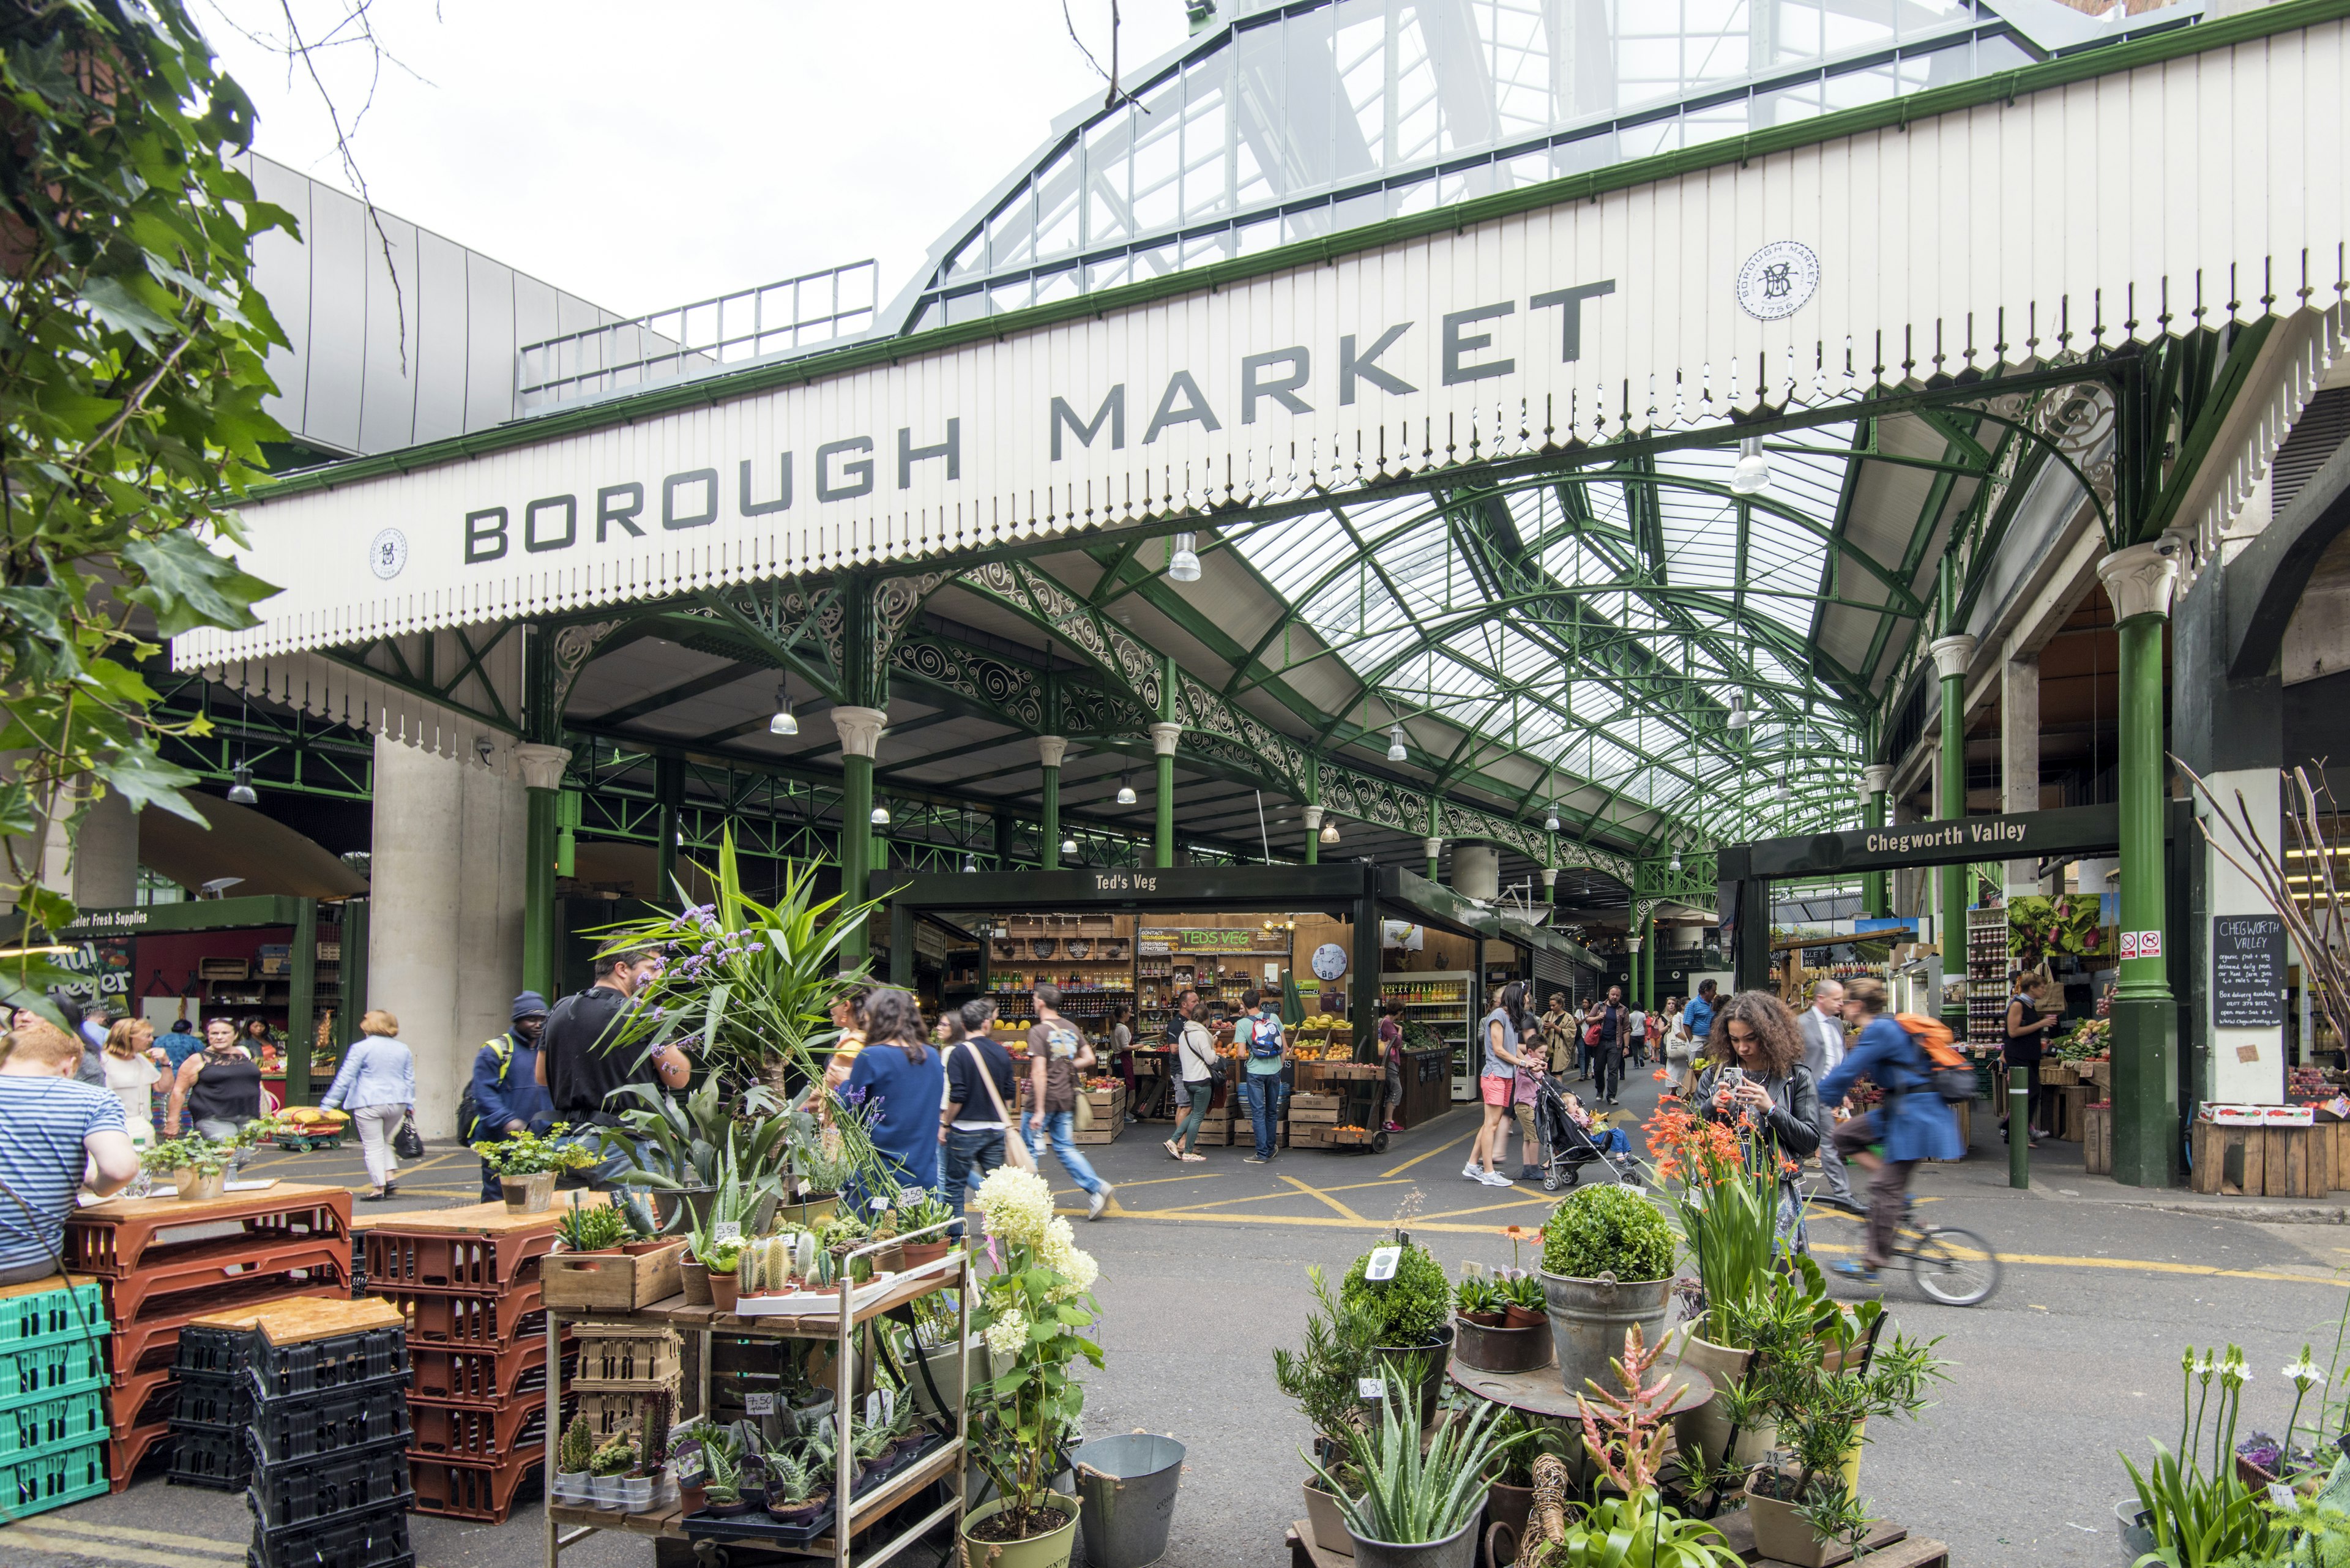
[1539, 1270, 1673, 1398]
[1347, 1502, 1485, 1568]
[1072, 1434, 1185, 1568]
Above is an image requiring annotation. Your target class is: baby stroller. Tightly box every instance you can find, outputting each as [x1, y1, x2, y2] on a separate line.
[1532, 1070, 1640, 1192]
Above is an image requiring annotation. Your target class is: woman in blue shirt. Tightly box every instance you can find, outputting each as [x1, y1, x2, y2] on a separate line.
[840, 988, 947, 1200]
[320, 1009, 416, 1201]
[1815, 977, 1963, 1281]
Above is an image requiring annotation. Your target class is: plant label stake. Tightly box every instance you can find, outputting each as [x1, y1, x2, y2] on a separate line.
[1366, 1246, 1401, 1282]
[1357, 1377, 1386, 1401]
[866, 1389, 893, 1424]
[745, 1393, 776, 1416]
[712, 1221, 741, 1243]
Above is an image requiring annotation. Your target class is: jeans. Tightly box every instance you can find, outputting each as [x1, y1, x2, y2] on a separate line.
[1383, 1061, 1403, 1124]
[1833, 1112, 1914, 1269]
[479, 1159, 504, 1203]
[1024, 1111, 1106, 1195]
[350, 1105, 406, 1190]
[1174, 1080, 1214, 1152]
[941, 1125, 1008, 1238]
[1241, 1072, 1284, 1159]
[1592, 1048, 1624, 1102]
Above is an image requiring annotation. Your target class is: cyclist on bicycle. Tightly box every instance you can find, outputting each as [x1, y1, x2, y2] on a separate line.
[1814, 977, 1963, 1284]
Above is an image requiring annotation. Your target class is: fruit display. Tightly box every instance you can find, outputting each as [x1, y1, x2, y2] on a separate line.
[273, 1107, 349, 1127]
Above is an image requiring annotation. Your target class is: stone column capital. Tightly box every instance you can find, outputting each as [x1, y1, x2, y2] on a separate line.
[1423, 837, 1442, 862]
[1149, 722, 1183, 757]
[1302, 805, 1324, 831]
[1541, 867, 1557, 888]
[831, 706, 887, 760]
[1862, 764, 1894, 796]
[1036, 735, 1068, 769]
[513, 742, 572, 792]
[2097, 539, 2184, 622]
[1928, 634, 1977, 682]
[1627, 936, 1644, 954]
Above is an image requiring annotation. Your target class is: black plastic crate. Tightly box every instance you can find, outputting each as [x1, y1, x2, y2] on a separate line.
[244, 1377, 412, 1468]
[247, 1441, 411, 1530]
[165, 1423, 250, 1491]
[171, 1325, 248, 1379]
[247, 1497, 412, 1568]
[173, 1369, 250, 1429]
[244, 1327, 408, 1400]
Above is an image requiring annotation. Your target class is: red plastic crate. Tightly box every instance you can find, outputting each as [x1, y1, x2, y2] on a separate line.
[67, 1192, 349, 1277]
[406, 1394, 558, 1460]
[105, 1366, 176, 1434]
[103, 1236, 348, 1326]
[105, 1419, 173, 1493]
[370, 1280, 548, 1349]
[408, 1450, 543, 1523]
[406, 1340, 572, 1405]
[361, 1229, 555, 1294]
[107, 1280, 349, 1384]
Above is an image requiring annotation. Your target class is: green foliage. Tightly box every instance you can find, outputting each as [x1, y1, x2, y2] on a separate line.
[558, 1414, 595, 1474]
[1274, 1266, 1386, 1454]
[696, 1236, 745, 1274]
[1542, 1186, 1677, 1283]
[2007, 894, 2105, 963]
[2123, 1346, 2288, 1568]
[589, 1431, 637, 1477]
[472, 1125, 598, 1177]
[1496, 1272, 1546, 1314]
[1549, 1493, 1744, 1567]
[1340, 1241, 1450, 1346]
[1304, 1362, 1516, 1544]
[140, 1119, 266, 1176]
[1482, 1409, 1574, 1489]
[555, 1197, 629, 1252]
[1453, 1274, 1504, 1318]
[0, 1, 291, 1017]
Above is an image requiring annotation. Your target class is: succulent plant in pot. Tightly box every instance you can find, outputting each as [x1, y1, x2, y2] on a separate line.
[698, 1444, 756, 1517]
[588, 1430, 638, 1507]
[556, 1413, 595, 1502]
[1302, 1357, 1518, 1562]
[764, 1447, 829, 1520]
[1274, 1265, 1383, 1556]
[1452, 1275, 1504, 1327]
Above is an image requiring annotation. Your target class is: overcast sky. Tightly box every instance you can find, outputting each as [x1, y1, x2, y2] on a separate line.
[203, 1, 1196, 318]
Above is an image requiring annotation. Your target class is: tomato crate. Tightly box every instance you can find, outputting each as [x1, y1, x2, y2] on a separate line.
[248, 1496, 412, 1568]
[408, 1395, 554, 1460]
[371, 1280, 549, 1348]
[361, 1228, 556, 1293]
[247, 1439, 411, 1529]
[0, 1332, 107, 1409]
[247, 1376, 412, 1467]
[0, 1387, 106, 1459]
[0, 1279, 108, 1348]
[2, 1436, 108, 1518]
[105, 1417, 172, 1491]
[106, 1367, 176, 1436]
[102, 1235, 349, 1326]
[408, 1339, 570, 1405]
[407, 1449, 543, 1524]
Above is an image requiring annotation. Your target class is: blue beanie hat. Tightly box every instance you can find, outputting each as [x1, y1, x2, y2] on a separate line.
[512, 991, 550, 1022]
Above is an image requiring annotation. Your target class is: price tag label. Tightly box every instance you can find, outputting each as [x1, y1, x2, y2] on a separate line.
[744, 1392, 777, 1416]
[2269, 1482, 2297, 1510]
[711, 1221, 741, 1243]
[675, 1452, 704, 1482]
[871, 1194, 891, 1212]
[865, 1388, 895, 1425]
[1357, 1377, 1386, 1401]
[1365, 1245, 1401, 1282]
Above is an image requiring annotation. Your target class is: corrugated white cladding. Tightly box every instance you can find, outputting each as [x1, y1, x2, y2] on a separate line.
[179, 17, 2350, 666]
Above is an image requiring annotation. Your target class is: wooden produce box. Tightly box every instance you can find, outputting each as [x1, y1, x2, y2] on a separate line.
[2185, 1122, 2332, 1198]
[1288, 1092, 1341, 1112]
[2049, 1083, 2089, 1141]
[1289, 1108, 1341, 1126]
[541, 1240, 687, 1311]
[2083, 1104, 2113, 1174]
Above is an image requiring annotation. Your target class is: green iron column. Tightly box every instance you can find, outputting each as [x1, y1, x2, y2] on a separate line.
[515, 744, 572, 998]
[653, 753, 684, 903]
[1038, 737, 1066, 869]
[1149, 722, 1182, 869]
[832, 707, 886, 963]
[2100, 540, 2184, 1187]
[1302, 807, 1322, 865]
[1862, 764, 1893, 919]
[1929, 633, 1977, 1040]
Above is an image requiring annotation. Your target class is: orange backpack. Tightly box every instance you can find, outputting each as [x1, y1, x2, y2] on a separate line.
[1895, 1014, 1980, 1102]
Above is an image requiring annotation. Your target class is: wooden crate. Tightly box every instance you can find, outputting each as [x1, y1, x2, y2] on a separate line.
[2191, 1122, 2271, 1197]
[2083, 1104, 2113, 1175]
[541, 1241, 687, 1312]
[2049, 1083, 2090, 1141]
[2272, 1125, 2333, 1198]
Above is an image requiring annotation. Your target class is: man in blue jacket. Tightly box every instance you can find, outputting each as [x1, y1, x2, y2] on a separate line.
[1814, 976, 1963, 1283]
[464, 992, 553, 1200]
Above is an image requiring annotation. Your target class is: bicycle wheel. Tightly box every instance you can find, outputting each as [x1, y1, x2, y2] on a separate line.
[1907, 1225, 2001, 1307]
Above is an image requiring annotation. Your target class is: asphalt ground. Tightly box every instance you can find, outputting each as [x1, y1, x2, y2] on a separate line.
[10, 1069, 2348, 1567]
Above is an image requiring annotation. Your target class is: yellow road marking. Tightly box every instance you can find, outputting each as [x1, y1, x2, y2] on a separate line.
[1095, 1173, 1224, 1190]
[1281, 1174, 1370, 1224]
[0, 1528, 239, 1566]
[1419, 1196, 1553, 1220]
[12, 1521, 244, 1556]
[1382, 1129, 1477, 1177]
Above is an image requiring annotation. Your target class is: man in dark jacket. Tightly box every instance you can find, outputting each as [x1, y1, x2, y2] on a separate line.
[466, 991, 554, 1200]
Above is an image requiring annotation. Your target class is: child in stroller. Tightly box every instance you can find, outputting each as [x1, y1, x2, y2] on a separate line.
[1531, 1069, 1638, 1192]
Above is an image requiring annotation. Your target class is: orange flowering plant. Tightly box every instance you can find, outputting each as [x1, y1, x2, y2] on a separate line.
[1644, 1104, 1788, 1348]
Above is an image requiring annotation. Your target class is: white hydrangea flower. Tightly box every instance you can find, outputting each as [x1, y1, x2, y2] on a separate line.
[1048, 1245, 1100, 1302]
[982, 1305, 1030, 1359]
[976, 1167, 1056, 1245]
[1036, 1216, 1078, 1272]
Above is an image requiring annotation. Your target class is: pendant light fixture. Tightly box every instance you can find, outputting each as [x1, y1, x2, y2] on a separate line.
[1725, 692, 1749, 731]
[870, 804, 891, 826]
[1319, 817, 1341, 846]
[1115, 771, 1136, 805]
[768, 681, 798, 736]
[226, 762, 258, 805]
[1544, 801, 1561, 833]
[1729, 435, 1772, 496]
[1386, 724, 1408, 762]
[1669, 848, 1682, 873]
[1167, 532, 1202, 582]
[1060, 835, 1079, 857]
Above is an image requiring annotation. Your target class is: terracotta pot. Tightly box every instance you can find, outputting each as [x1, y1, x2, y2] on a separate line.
[679, 1261, 712, 1307]
[1501, 1305, 1546, 1331]
[1458, 1310, 1505, 1329]
[501, 1171, 556, 1212]
[1483, 1479, 1534, 1551]
[901, 1240, 953, 1269]
[708, 1272, 740, 1312]
[621, 1238, 671, 1255]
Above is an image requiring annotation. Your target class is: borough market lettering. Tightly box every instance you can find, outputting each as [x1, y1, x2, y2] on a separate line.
[455, 282, 1615, 565]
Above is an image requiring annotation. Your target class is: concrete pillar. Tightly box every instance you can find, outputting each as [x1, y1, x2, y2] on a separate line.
[72, 786, 138, 910]
[1302, 806, 1323, 866]
[1452, 844, 1499, 901]
[1930, 632, 1977, 1037]
[368, 736, 526, 1140]
[1037, 737, 1066, 870]
[833, 707, 886, 960]
[2098, 540, 2184, 1187]
[2001, 656, 2042, 896]
[1150, 723, 1182, 869]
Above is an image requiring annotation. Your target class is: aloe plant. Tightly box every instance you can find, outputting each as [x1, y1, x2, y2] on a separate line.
[1304, 1359, 1520, 1544]
[701, 1444, 741, 1504]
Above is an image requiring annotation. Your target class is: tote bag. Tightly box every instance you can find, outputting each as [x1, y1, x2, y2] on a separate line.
[961, 1040, 1035, 1171]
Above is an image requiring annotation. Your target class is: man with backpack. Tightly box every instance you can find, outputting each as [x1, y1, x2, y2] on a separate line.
[1814, 976, 1964, 1282]
[1237, 989, 1286, 1165]
[463, 992, 553, 1201]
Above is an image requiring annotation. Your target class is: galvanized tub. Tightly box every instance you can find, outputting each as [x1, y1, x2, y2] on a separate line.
[1071, 1434, 1185, 1568]
[1539, 1269, 1673, 1397]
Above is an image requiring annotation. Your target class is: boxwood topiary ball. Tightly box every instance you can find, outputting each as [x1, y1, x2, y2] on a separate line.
[1540, 1184, 1676, 1283]
[1340, 1240, 1451, 1346]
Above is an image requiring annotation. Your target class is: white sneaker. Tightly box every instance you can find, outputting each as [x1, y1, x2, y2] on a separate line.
[1479, 1169, 1516, 1187]
[1087, 1185, 1111, 1220]
[1462, 1162, 1486, 1182]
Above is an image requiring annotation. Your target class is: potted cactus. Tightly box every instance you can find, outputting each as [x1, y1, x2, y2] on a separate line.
[555, 1413, 595, 1503]
[588, 1430, 637, 1507]
[699, 1444, 757, 1517]
[739, 1231, 818, 1297]
[619, 1393, 673, 1512]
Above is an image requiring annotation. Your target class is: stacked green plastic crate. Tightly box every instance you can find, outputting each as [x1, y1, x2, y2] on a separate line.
[0, 1277, 113, 1516]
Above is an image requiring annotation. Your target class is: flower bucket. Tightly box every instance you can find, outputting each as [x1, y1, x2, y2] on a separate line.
[678, 1261, 712, 1307]
[1346, 1497, 1485, 1568]
[174, 1167, 225, 1203]
[554, 1469, 591, 1504]
[614, 1475, 654, 1512]
[589, 1473, 622, 1508]
[1072, 1433, 1184, 1568]
[1539, 1270, 1671, 1397]
[501, 1171, 555, 1212]
[960, 1490, 1082, 1568]
[2114, 1498, 2155, 1564]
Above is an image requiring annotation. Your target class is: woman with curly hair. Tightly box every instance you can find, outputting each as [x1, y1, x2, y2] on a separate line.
[1690, 989, 1822, 1251]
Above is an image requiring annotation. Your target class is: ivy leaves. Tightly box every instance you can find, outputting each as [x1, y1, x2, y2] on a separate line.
[1, 2, 288, 1014]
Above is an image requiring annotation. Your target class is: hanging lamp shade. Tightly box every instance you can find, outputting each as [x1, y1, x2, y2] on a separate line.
[1386, 725, 1408, 762]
